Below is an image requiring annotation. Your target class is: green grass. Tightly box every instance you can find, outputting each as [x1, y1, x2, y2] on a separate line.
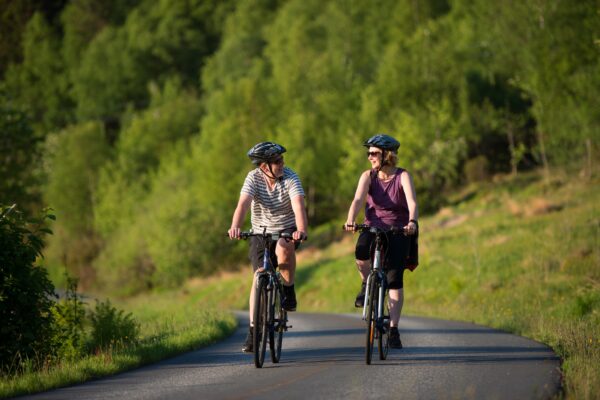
[194, 169, 599, 399]
[0, 294, 236, 398]
[3, 168, 597, 399]
[293, 170, 599, 400]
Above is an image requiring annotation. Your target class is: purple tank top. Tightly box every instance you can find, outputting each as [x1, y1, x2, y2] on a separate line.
[364, 168, 409, 229]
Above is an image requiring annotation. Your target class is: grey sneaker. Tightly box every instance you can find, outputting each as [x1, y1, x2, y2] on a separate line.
[389, 327, 403, 349]
[354, 281, 367, 308]
[242, 328, 253, 353]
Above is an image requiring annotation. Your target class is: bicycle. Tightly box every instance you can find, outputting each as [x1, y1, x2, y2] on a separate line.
[346, 224, 405, 364]
[234, 229, 299, 368]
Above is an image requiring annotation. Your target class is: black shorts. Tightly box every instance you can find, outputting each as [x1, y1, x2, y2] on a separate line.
[249, 227, 300, 271]
[355, 230, 410, 289]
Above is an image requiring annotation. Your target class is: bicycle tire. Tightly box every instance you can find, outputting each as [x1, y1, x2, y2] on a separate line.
[253, 277, 269, 368]
[378, 285, 390, 360]
[270, 282, 284, 363]
[365, 275, 377, 365]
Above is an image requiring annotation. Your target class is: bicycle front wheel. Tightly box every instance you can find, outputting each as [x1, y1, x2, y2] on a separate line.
[270, 282, 285, 363]
[378, 286, 390, 360]
[253, 277, 269, 368]
[365, 275, 377, 365]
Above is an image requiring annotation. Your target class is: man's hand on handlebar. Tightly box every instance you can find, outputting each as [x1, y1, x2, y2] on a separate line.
[228, 227, 241, 239]
[292, 230, 307, 241]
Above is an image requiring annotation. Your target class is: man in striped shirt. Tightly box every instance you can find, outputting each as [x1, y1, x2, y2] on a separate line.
[228, 142, 308, 353]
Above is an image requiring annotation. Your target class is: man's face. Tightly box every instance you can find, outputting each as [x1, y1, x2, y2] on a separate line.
[261, 155, 284, 178]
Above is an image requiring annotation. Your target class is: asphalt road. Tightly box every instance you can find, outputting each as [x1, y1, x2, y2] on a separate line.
[19, 312, 561, 400]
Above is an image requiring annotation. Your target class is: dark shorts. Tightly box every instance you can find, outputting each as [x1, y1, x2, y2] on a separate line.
[249, 227, 300, 271]
[355, 230, 410, 289]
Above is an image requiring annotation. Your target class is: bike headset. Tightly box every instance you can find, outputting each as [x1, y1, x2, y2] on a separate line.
[247, 141, 287, 181]
[363, 134, 400, 173]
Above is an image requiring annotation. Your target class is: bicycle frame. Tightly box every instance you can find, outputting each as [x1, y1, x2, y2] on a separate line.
[362, 229, 387, 325]
[231, 228, 296, 367]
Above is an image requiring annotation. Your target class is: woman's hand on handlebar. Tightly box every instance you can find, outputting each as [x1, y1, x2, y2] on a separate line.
[403, 221, 418, 235]
[343, 222, 355, 232]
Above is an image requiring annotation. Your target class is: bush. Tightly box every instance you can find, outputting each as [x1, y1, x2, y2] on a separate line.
[49, 276, 86, 361]
[88, 299, 139, 351]
[0, 205, 55, 373]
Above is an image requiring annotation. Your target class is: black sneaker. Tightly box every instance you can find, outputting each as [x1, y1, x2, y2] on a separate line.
[282, 285, 297, 311]
[354, 281, 367, 308]
[242, 328, 253, 353]
[389, 327, 403, 349]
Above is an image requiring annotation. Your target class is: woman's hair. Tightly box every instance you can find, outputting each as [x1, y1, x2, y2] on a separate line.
[383, 150, 398, 167]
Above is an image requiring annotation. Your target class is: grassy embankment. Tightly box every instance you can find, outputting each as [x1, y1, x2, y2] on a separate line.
[2, 168, 596, 399]
[0, 296, 236, 398]
[188, 168, 599, 399]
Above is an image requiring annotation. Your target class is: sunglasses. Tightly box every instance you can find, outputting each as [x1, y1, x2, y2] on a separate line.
[270, 157, 284, 165]
[366, 151, 382, 158]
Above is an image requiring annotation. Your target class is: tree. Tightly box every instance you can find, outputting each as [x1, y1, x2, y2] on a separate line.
[3, 12, 74, 130]
[43, 122, 110, 283]
[0, 91, 40, 212]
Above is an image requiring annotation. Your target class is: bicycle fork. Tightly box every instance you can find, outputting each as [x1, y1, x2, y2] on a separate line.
[362, 248, 388, 332]
[362, 248, 381, 320]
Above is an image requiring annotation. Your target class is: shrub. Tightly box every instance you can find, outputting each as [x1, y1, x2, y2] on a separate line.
[88, 300, 139, 351]
[49, 275, 86, 361]
[0, 205, 55, 373]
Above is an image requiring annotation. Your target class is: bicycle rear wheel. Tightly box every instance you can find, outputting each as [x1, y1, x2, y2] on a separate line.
[365, 275, 377, 365]
[270, 283, 285, 363]
[253, 277, 269, 368]
[378, 286, 390, 360]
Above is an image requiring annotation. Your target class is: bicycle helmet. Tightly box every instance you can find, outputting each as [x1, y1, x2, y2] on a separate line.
[247, 142, 287, 165]
[363, 134, 400, 152]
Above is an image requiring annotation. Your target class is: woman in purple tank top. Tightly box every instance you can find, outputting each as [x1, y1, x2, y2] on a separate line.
[344, 134, 419, 349]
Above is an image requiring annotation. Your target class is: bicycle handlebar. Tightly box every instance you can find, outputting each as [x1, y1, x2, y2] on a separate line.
[343, 223, 407, 235]
[225, 231, 307, 241]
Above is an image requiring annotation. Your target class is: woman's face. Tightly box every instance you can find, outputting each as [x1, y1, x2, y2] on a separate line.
[367, 146, 383, 169]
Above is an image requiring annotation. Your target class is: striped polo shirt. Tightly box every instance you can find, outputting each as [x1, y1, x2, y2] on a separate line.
[241, 167, 305, 233]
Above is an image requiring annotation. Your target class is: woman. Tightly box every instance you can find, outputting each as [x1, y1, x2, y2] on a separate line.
[344, 134, 418, 349]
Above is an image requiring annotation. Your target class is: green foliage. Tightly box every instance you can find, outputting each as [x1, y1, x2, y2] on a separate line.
[3, 12, 74, 130]
[61, 0, 142, 70]
[49, 275, 86, 361]
[0, 0, 69, 77]
[73, 0, 234, 121]
[0, 91, 40, 211]
[0, 205, 55, 372]
[2, 0, 598, 293]
[43, 122, 110, 280]
[88, 299, 139, 351]
[91, 84, 203, 292]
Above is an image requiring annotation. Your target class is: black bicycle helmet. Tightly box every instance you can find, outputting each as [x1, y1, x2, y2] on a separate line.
[247, 141, 287, 165]
[363, 134, 400, 152]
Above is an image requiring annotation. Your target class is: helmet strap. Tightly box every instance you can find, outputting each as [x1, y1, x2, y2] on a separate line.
[259, 162, 282, 182]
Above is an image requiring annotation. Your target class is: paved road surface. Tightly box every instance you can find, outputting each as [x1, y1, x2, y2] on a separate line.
[20, 312, 561, 400]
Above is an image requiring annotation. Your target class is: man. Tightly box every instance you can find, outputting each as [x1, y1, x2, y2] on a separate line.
[228, 141, 308, 353]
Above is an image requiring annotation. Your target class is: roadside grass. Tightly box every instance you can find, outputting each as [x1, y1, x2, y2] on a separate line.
[296, 170, 599, 399]
[3, 168, 596, 398]
[0, 295, 236, 399]
[170, 169, 598, 399]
